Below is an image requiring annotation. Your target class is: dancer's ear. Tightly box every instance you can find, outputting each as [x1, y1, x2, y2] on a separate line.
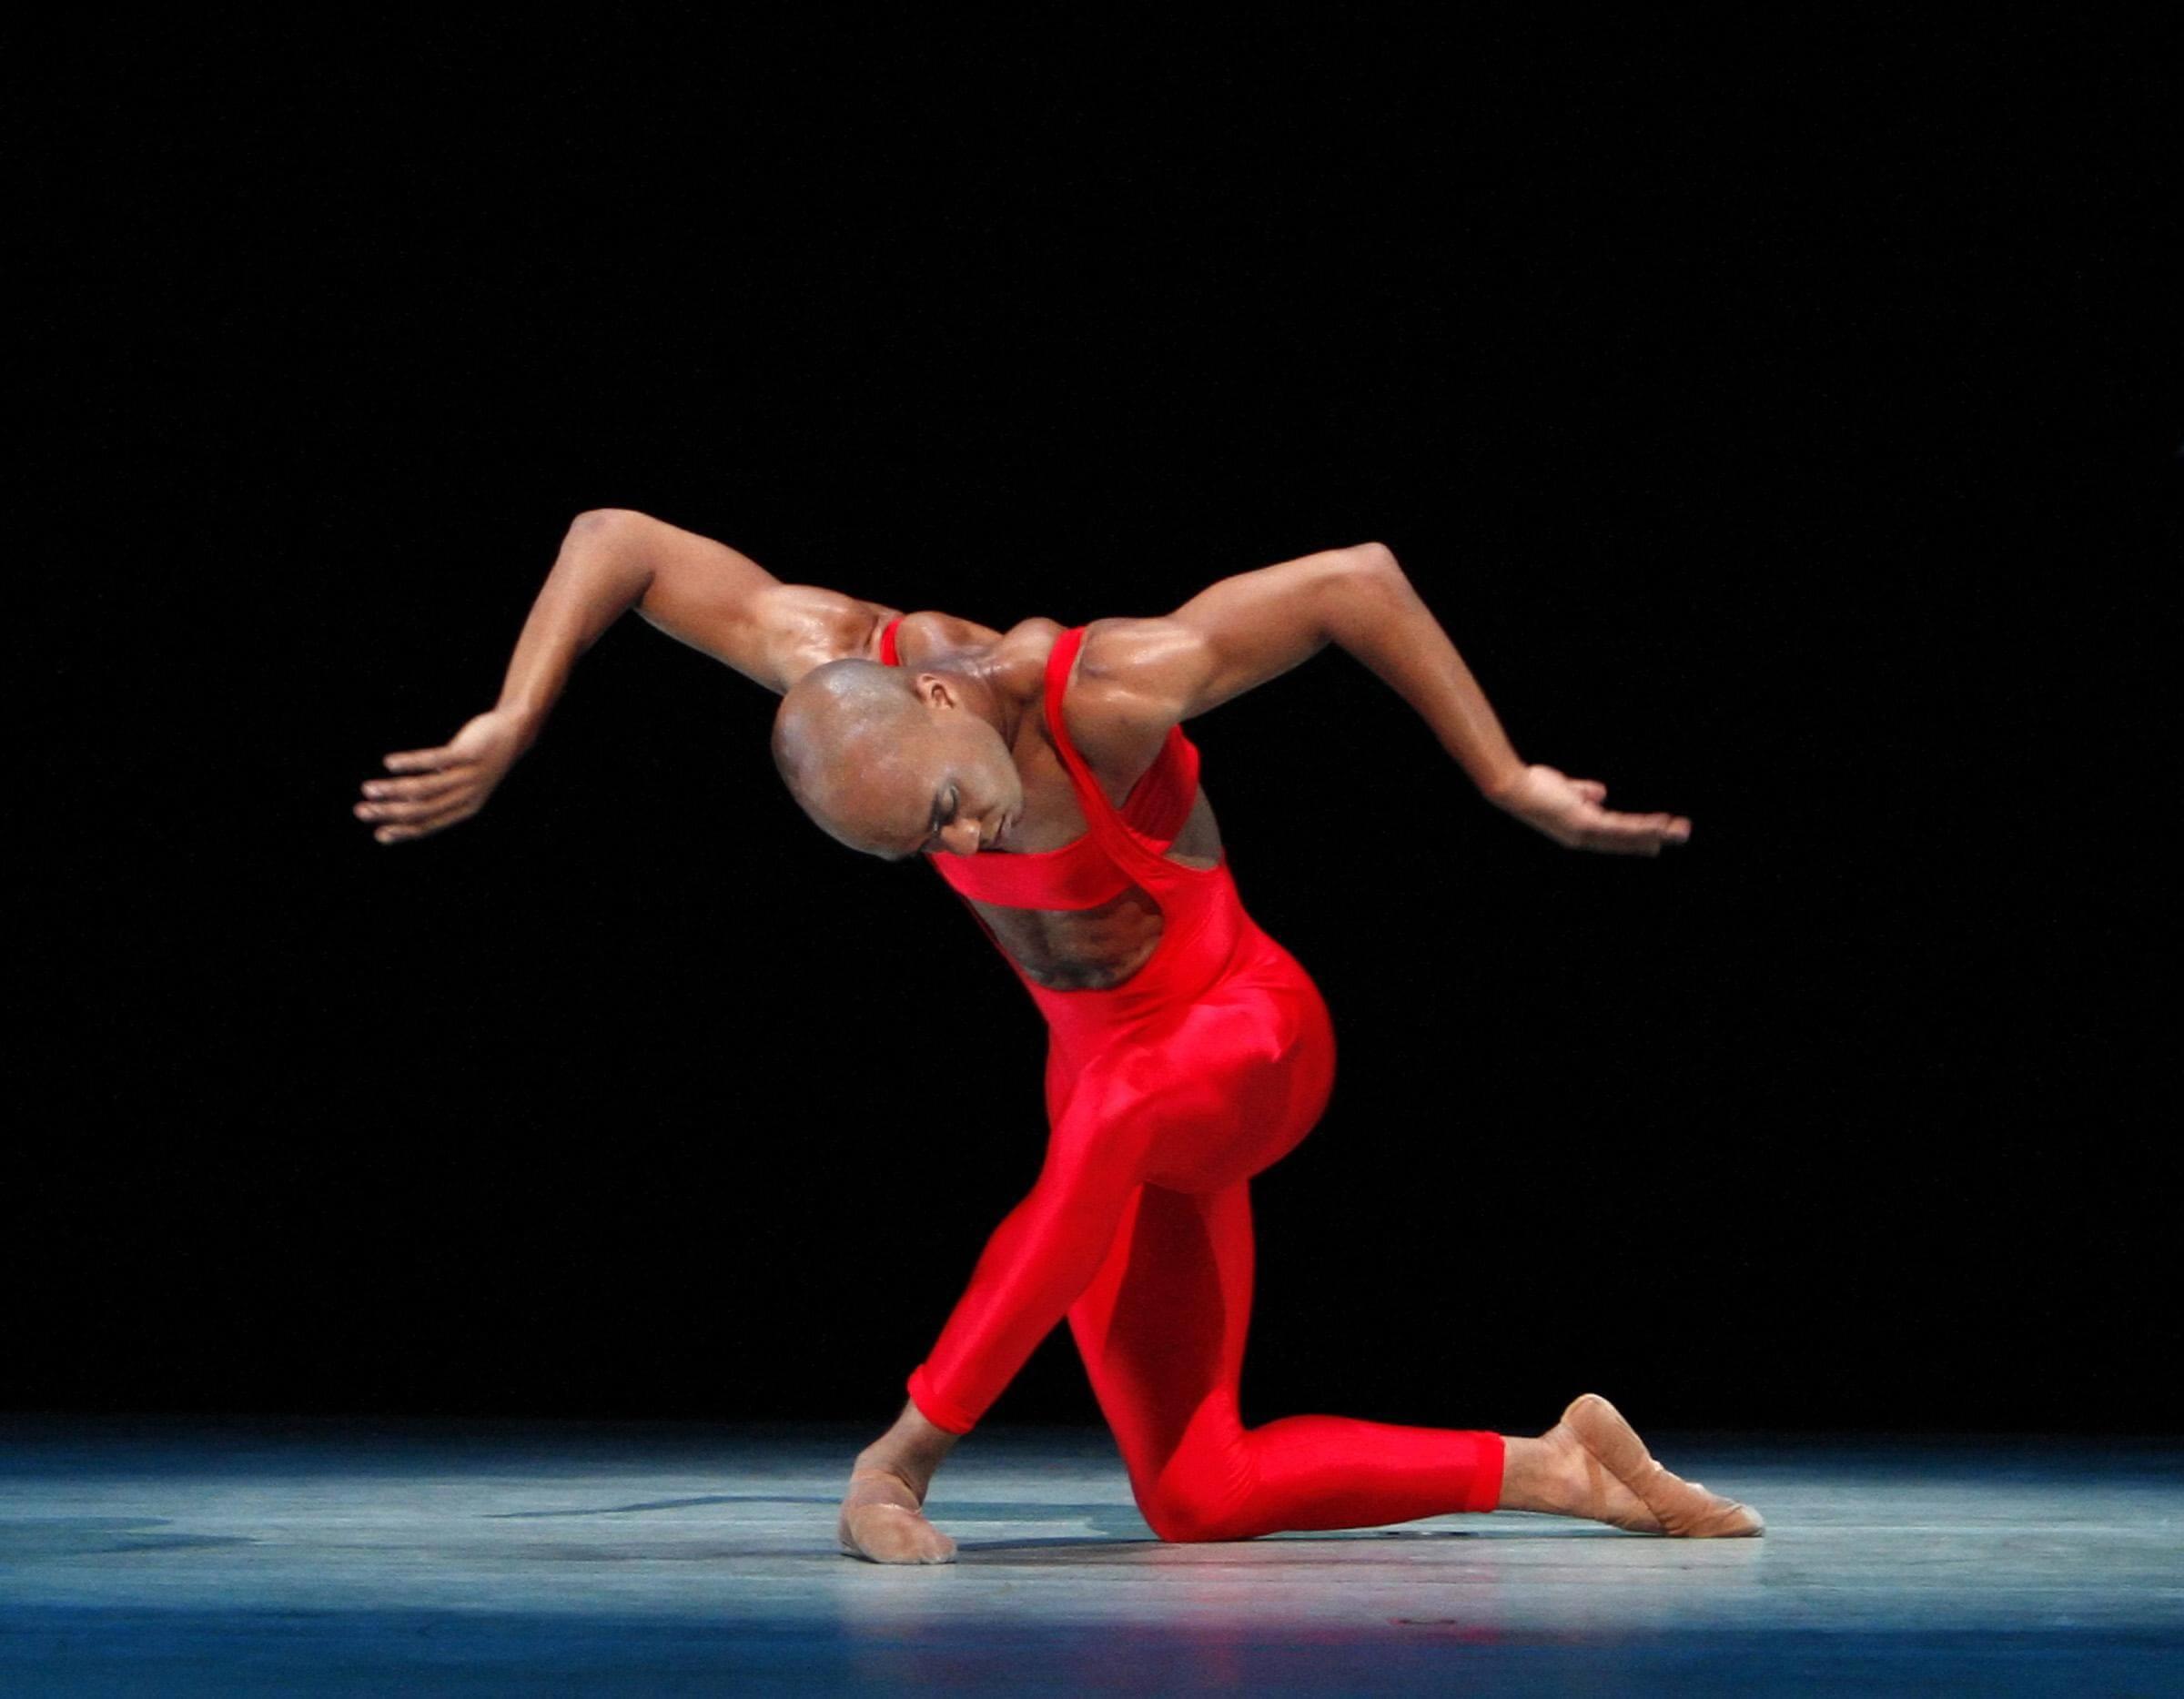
[915, 672, 960, 711]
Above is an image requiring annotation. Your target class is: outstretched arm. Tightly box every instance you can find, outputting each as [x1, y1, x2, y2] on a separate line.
[356, 509, 897, 844]
[1075, 541, 1692, 856]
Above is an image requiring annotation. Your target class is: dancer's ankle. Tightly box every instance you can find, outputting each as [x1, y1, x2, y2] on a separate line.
[1492, 1434, 1566, 1514]
[854, 1400, 962, 1500]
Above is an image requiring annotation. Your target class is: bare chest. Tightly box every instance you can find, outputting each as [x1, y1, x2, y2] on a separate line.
[964, 780, 1222, 991]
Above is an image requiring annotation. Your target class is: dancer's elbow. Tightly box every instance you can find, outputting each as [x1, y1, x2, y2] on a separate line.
[568, 508, 673, 553]
[1346, 541, 1399, 578]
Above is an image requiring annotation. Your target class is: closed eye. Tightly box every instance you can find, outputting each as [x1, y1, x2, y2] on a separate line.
[921, 784, 960, 853]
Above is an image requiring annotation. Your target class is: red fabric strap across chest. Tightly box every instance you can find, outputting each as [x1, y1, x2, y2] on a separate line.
[877, 616, 1199, 911]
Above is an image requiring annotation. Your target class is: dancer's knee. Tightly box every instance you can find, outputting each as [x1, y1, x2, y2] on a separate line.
[1136, 1477, 1257, 1544]
[1139, 1494, 1234, 1544]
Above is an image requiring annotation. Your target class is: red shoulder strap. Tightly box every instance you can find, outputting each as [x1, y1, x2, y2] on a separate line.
[1042, 628, 1099, 800]
[878, 614, 905, 667]
[1042, 628, 1198, 852]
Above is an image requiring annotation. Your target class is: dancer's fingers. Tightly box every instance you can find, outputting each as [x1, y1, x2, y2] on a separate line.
[373, 803, 477, 844]
[361, 770, 469, 804]
[384, 745, 474, 774]
[355, 786, 479, 824]
[1585, 811, 1684, 855]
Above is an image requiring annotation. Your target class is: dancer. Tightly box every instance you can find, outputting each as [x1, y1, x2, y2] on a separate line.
[354, 508, 1762, 1563]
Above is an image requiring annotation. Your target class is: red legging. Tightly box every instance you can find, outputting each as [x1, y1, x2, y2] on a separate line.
[906, 902, 1505, 1542]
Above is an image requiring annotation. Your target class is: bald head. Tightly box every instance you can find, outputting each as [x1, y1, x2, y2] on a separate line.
[771, 659, 934, 837]
[772, 653, 1026, 860]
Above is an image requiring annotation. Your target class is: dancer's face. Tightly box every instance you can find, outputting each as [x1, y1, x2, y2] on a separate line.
[818, 686, 1025, 860]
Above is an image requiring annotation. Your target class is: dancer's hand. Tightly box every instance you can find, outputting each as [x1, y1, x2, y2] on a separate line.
[355, 707, 536, 844]
[1486, 764, 1692, 856]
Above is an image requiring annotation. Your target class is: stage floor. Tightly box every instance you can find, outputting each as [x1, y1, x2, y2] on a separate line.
[2, 1415, 2177, 1694]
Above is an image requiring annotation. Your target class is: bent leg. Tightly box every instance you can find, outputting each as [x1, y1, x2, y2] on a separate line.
[905, 1095, 1156, 1435]
[1067, 1178, 1505, 1542]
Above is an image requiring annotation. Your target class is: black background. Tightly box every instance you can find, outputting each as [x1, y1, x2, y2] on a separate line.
[17, 16, 2176, 1437]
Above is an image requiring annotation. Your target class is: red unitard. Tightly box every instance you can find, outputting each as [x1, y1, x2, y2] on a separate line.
[878, 617, 1503, 1540]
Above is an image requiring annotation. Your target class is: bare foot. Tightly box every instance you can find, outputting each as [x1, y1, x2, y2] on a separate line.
[838, 1466, 959, 1564]
[1557, 1393, 1764, 1538]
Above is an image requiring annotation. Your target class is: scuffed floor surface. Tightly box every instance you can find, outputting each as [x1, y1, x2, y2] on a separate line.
[1, 1416, 2177, 1695]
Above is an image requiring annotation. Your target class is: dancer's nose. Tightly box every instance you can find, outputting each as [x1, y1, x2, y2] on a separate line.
[938, 816, 984, 855]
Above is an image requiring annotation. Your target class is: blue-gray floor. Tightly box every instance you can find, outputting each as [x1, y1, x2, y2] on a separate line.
[0, 1415, 2178, 1695]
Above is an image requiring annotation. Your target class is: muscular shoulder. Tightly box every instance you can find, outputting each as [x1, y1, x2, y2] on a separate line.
[884, 607, 1012, 662]
[1064, 617, 1206, 774]
[770, 601, 1005, 682]
[756, 588, 896, 682]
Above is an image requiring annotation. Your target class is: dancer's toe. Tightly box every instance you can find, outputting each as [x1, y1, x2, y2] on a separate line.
[840, 1502, 959, 1562]
[837, 1467, 960, 1563]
